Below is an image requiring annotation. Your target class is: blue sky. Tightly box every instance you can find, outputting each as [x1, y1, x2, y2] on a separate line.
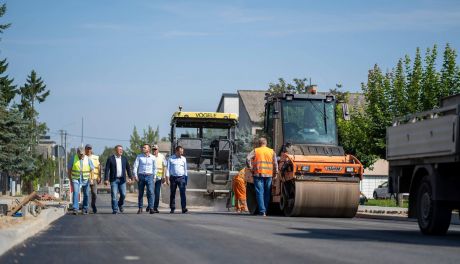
[2, 0, 460, 153]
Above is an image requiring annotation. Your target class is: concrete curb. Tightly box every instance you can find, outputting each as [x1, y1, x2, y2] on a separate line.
[0, 206, 67, 256]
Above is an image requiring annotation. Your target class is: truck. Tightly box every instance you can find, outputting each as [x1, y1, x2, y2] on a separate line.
[387, 94, 460, 235]
[163, 110, 239, 206]
[246, 88, 364, 217]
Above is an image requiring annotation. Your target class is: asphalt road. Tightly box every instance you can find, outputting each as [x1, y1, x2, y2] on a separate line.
[1, 194, 460, 264]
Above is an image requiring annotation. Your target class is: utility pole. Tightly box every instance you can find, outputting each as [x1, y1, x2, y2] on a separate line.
[58, 130, 65, 197]
[81, 117, 84, 147]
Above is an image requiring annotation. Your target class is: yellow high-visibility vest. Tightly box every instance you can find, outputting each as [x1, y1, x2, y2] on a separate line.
[71, 155, 91, 180]
[155, 153, 165, 178]
[88, 155, 100, 180]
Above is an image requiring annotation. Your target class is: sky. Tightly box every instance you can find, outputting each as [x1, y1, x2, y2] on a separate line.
[1, 0, 460, 153]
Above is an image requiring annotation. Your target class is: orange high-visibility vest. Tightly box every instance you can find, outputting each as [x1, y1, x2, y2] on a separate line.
[252, 146, 275, 177]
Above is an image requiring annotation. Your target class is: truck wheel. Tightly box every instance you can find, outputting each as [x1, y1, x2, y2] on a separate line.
[246, 183, 258, 215]
[416, 176, 452, 235]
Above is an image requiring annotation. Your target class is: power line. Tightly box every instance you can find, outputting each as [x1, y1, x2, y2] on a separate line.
[49, 131, 130, 142]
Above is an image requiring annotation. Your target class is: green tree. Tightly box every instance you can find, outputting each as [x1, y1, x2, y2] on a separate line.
[268, 78, 310, 94]
[440, 43, 459, 96]
[19, 70, 50, 147]
[391, 58, 407, 116]
[407, 47, 423, 113]
[420, 45, 440, 110]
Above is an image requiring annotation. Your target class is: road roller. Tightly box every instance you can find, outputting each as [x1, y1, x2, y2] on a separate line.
[246, 88, 363, 217]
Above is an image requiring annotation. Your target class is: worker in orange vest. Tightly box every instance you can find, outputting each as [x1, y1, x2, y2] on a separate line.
[246, 137, 278, 216]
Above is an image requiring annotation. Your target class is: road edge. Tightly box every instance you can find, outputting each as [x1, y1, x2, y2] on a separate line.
[0, 206, 67, 256]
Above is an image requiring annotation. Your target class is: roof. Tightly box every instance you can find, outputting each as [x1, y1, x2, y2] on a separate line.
[237, 90, 266, 123]
[216, 93, 238, 112]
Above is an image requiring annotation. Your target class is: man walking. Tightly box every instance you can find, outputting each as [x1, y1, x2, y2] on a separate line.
[133, 144, 156, 214]
[104, 145, 133, 214]
[85, 144, 101, 214]
[68, 146, 94, 215]
[166, 146, 188, 214]
[246, 137, 278, 216]
[152, 144, 167, 213]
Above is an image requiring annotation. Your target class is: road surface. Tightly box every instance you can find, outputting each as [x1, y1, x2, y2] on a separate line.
[1, 194, 459, 264]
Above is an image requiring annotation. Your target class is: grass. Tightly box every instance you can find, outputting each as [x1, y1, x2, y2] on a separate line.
[365, 199, 409, 208]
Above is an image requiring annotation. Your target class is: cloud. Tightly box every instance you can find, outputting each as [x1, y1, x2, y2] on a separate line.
[219, 7, 273, 24]
[79, 23, 134, 31]
[162, 30, 211, 38]
[261, 9, 460, 36]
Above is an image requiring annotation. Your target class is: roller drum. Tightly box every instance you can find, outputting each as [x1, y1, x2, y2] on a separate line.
[285, 180, 360, 217]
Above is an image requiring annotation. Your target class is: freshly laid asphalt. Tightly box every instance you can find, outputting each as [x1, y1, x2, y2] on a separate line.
[1, 194, 459, 264]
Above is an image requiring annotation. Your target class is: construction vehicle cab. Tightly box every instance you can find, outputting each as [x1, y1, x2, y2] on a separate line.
[167, 111, 239, 204]
[246, 90, 364, 217]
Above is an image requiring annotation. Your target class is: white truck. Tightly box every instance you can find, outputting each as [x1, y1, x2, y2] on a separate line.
[387, 94, 460, 235]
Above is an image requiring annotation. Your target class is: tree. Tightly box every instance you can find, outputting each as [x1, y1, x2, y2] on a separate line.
[406, 47, 422, 113]
[440, 43, 459, 96]
[19, 70, 50, 147]
[268, 78, 310, 94]
[125, 125, 161, 164]
[391, 58, 407, 116]
[420, 45, 440, 111]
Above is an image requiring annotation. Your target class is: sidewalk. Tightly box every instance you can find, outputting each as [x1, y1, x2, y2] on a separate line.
[0, 203, 67, 256]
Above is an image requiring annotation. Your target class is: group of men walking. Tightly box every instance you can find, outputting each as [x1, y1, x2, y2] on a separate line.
[69, 137, 276, 217]
[68, 144, 188, 215]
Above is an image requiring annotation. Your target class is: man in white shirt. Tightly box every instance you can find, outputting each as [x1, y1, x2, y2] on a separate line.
[152, 144, 167, 213]
[104, 145, 133, 214]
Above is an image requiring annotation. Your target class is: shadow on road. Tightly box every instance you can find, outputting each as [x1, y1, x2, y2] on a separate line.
[275, 227, 460, 247]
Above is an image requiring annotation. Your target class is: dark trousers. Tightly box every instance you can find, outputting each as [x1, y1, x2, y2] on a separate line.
[90, 183, 97, 212]
[154, 179, 162, 210]
[170, 176, 186, 210]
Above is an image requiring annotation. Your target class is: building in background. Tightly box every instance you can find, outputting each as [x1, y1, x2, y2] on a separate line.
[237, 90, 266, 135]
[216, 93, 239, 114]
[360, 159, 389, 198]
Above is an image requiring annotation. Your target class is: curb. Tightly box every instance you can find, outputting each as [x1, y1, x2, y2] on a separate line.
[0, 206, 67, 256]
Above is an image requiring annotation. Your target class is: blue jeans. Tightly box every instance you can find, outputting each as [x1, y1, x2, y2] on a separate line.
[253, 176, 272, 214]
[170, 176, 186, 210]
[138, 174, 154, 209]
[72, 179, 89, 211]
[110, 179, 126, 212]
[154, 179, 162, 210]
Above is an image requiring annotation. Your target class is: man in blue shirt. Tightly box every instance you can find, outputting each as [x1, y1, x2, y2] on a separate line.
[166, 145, 188, 214]
[133, 143, 157, 214]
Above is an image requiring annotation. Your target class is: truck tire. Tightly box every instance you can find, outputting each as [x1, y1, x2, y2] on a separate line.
[246, 183, 258, 215]
[416, 176, 452, 235]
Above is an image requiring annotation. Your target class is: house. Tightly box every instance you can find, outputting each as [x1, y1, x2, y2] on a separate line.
[237, 90, 266, 135]
[216, 93, 239, 114]
[361, 159, 389, 198]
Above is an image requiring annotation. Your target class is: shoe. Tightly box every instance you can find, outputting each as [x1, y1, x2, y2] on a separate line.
[119, 206, 124, 213]
[149, 209, 154, 214]
[112, 211, 118, 214]
[170, 209, 175, 214]
[72, 210, 78, 215]
[137, 208, 143, 214]
[92, 208, 97, 214]
[83, 210, 88, 215]
[153, 209, 159, 213]
[182, 208, 188, 214]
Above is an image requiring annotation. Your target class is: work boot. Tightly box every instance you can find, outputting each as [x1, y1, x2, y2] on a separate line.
[149, 208, 154, 214]
[137, 208, 143, 214]
[182, 208, 188, 214]
[153, 208, 159, 213]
